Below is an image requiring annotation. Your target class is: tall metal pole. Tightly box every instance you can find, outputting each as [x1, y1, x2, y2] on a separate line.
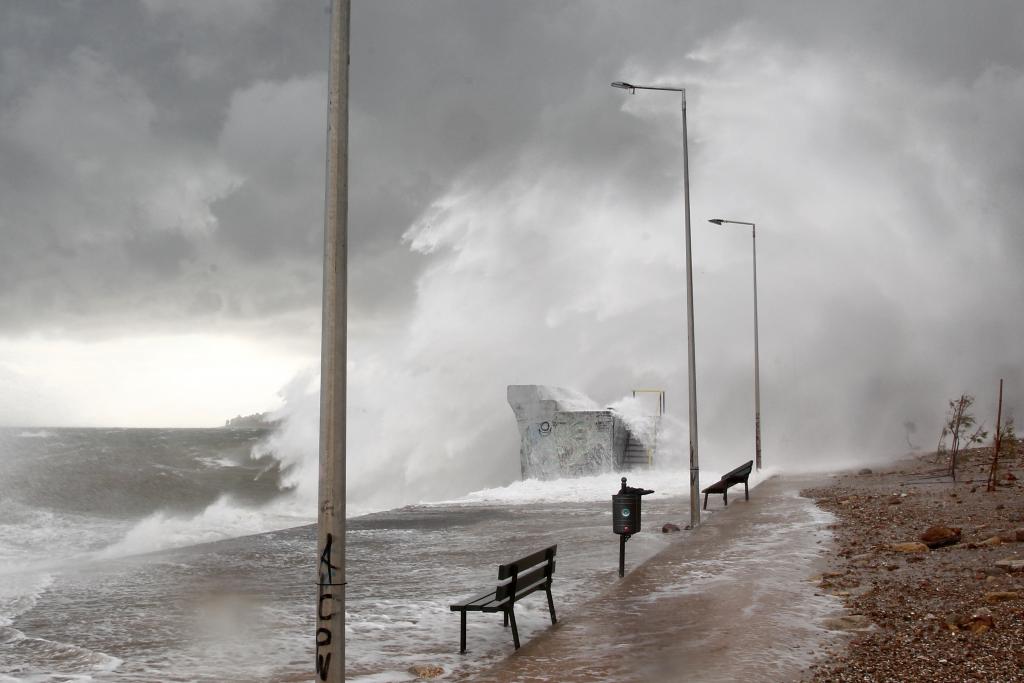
[316, 1, 349, 681]
[680, 91, 700, 530]
[751, 223, 761, 471]
[610, 81, 700, 529]
[709, 218, 762, 471]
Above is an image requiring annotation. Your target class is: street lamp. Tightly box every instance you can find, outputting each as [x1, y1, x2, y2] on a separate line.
[709, 218, 762, 471]
[612, 80, 701, 530]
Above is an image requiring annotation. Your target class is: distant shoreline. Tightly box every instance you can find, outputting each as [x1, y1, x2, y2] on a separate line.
[222, 412, 277, 430]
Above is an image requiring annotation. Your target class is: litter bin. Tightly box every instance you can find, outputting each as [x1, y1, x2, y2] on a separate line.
[612, 490, 640, 535]
[613, 477, 654, 576]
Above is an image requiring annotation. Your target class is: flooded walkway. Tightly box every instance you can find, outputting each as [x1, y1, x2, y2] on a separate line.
[460, 475, 843, 682]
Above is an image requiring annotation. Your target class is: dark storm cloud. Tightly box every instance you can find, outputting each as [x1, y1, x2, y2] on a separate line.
[0, 1, 332, 336]
[5, 1, 1024, 333]
[4, 1, 1024, 460]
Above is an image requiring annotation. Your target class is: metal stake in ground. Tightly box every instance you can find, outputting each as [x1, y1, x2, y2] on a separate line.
[988, 378, 1004, 493]
[619, 534, 628, 578]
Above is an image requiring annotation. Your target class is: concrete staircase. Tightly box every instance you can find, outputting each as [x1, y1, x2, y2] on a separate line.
[622, 434, 652, 470]
[620, 389, 665, 471]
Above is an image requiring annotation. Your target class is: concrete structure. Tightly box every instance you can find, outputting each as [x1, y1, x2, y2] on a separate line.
[507, 385, 656, 480]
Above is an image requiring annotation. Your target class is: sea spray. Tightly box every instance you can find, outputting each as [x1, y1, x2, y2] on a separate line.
[436, 465, 781, 508]
[93, 495, 311, 560]
[249, 368, 321, 505]
[248, 368, 787, 515]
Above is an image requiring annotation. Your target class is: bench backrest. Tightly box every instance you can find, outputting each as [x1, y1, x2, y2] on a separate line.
[495, 545, 557, 603]
[722, 460, 754, 482]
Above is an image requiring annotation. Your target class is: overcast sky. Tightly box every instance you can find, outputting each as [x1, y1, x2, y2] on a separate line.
[3, 1, 1024, 504]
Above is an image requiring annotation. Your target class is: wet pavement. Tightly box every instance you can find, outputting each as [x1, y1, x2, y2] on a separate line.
[457, 475, 845, 682]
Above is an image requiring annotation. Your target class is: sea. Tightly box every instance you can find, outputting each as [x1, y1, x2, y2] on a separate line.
[0, 427, 751, 682]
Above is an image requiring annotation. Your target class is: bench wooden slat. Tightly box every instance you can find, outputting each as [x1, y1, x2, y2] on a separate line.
[722, 461, 753, 480]
[498, 545, 557, 580]
[496, 562, 551, 601]
[451, 590, 500, 611]
[449, 594, 511, 613]
[511, 576, 549, 602]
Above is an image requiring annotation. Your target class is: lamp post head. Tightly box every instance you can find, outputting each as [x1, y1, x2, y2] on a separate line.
[611, 81, 636, 93]
[709, 218, 755, 229]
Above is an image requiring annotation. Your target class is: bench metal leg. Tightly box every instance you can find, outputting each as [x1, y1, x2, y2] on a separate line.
[703, 492, 709, 510]
[724, 490, 728, 506]
[503, 610, 508, 627]
[508, 608, 520, 649]
[546, 586, 557, 624]
[459, 611, 467, 654]
[745, 481, 749, 501]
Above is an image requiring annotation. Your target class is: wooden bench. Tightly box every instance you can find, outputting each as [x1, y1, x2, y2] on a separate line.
[449, 545, 557, 653]
[701, 460, 754, 509]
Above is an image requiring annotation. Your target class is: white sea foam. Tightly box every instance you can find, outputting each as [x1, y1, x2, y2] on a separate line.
[347, 673, 420, 683]
[0, 503, 127, 576]
[15, 430, 53, 439]
[0, 571, 123, 682]
[196, 455, 239, 468]
[0, 574, 54, 627]
[606, 395, 662, 447]
[435, 465, 778, 507]
[94, 495, 312, 559]
[0, 630, 123, 682]
[93, 436, 778, 562]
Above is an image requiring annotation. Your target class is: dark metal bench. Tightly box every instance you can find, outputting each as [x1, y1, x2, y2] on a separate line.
[449, 545, 557, 653]
[701, 460, 754, 509]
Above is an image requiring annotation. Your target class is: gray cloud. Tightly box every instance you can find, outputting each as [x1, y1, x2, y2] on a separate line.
[2, 2, 1024, 487]
[0, 2, 328, 335]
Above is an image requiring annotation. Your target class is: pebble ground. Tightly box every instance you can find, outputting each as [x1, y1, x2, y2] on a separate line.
[802, 447, 1024, 682]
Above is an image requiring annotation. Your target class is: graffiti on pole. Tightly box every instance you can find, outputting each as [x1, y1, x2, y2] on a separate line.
[317, 532, 341, 681]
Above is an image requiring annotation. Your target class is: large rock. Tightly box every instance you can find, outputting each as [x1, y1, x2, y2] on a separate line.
[891, 542, 929, 553]
[823, 614, 872, 631]
[946, 608, 994, 634]
[408, 664, 444, 679]
[994, 559, 1024, 572]
[919, 525, 962, 549]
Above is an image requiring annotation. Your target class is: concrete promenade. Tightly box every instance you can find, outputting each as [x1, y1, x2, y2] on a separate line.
[460, 475, 844, 682]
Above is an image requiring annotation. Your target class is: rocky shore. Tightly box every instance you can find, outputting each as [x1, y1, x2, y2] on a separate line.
[802, 447, 1024, 682]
